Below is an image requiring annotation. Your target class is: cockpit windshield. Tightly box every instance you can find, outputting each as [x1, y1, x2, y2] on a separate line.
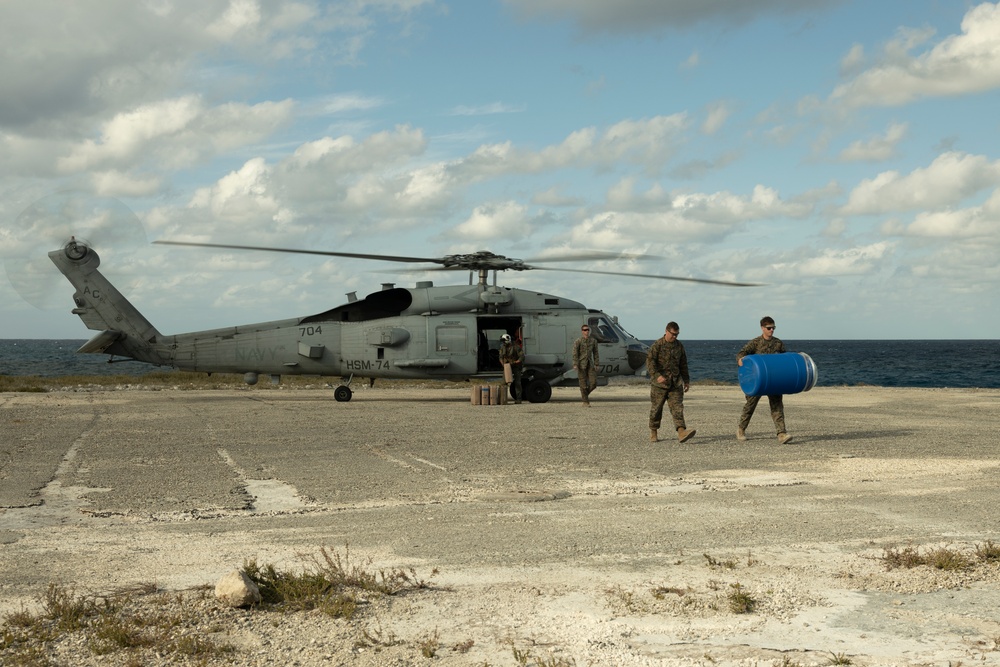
[612, 318, 641, 343]
[587, 316, 621, 343]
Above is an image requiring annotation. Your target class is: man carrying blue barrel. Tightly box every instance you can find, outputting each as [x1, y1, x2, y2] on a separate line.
[736, 316, 793, 444]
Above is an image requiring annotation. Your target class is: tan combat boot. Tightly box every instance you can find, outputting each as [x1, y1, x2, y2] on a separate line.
[650, 429, 658, 442]
[778, 433, 793, 445]
[737, 427, 747, 442]
[677, 427, 696, 443]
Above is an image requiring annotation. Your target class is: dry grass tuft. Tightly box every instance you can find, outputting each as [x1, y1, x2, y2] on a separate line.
[879, 542, 1000, 571]
[1, 547, 439, 665]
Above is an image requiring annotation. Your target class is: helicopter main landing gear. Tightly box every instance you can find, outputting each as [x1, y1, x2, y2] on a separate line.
[522, 377, 552, 403]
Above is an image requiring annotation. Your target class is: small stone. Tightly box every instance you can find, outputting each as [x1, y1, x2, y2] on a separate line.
[215, 569, 261, 607]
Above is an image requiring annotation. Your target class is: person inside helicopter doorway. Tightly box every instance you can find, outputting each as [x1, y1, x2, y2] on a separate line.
[498, 333, 525, 404]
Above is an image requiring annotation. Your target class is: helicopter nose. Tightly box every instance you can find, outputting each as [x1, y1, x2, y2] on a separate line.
[627, 346, 646, 371]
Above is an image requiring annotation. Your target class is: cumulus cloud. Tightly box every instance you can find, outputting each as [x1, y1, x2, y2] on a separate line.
[452, 201, 533, 240]
[155, 113, 785, 250]
[904, 188, 1000, 239]
[839, 43, 865, 76]
[784, 242, 892, 277]
[0, 1, 327, 132]
[58, 97, 203, 172]
[460, 114, 690, 178]
[152, 123, 449, 240]
[0, 0, 446, 196]
[501, 0, 843, 34]
[206, 0, 263, 41]
[569, 183, 813, 247]
[841, 152, 1000, 215]
[189, 157, 284, 224]
[277, 125, 438, 215]
[56, 96, 295, 173]
[169, 113, 686, 236]
[830, 2, 1000, 108]
[837, 121, 907, 162]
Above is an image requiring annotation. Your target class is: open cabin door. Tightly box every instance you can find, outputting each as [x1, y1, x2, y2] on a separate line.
[476, 316, 523, 373]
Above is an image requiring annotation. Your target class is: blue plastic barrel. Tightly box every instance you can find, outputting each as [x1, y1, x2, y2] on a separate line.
[738, 352, 818, 397]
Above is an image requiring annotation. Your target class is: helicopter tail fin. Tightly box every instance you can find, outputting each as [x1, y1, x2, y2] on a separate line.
[48, 239, 167, 365]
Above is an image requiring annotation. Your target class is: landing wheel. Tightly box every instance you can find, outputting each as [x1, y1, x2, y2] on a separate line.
[523, 378, 552, 403]
[334, 385, 353, 402]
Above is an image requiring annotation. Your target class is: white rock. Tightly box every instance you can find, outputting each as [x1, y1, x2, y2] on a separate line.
[215, 569, 261, 607]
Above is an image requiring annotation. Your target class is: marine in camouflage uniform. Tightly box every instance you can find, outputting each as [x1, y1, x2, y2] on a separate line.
[736, 316, 791, 443]
[646, 323, 696, 442]
[572, 324, 600, 406]
[498, 335, 525, 404]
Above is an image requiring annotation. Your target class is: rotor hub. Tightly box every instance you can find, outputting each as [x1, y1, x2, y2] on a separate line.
[64, 236, 90, 261]
[440, 251, 526, 271]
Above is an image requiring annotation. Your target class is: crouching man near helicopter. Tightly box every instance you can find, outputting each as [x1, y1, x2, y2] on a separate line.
[498, 333, 525, 404]
[572, 324, 600, 406]
[646, 322, 696, 443]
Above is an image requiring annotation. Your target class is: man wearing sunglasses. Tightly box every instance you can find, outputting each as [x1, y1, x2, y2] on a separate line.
[736, 316, 792, 444]
[572, 324, 600, 406]
[646, 322, 696, 443]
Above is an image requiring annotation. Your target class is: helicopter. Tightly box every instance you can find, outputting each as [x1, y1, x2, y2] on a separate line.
[48, 237, 756, 403]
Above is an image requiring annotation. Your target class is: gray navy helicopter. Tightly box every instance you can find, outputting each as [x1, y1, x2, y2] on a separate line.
[48, 237, 755, 403]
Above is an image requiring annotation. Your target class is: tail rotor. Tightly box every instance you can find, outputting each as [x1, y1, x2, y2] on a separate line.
[3, 192, 147, 309]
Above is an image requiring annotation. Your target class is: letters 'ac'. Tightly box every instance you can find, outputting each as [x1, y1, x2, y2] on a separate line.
[48, 238, 757, 403]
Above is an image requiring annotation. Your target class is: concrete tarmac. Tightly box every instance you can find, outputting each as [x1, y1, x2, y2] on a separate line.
[2, 383, 1000, 664]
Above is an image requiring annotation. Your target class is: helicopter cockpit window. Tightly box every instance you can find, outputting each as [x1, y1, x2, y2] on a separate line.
[588, 317, 619, 343]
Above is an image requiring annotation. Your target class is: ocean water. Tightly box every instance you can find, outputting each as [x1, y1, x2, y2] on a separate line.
[1, 338, 999, 388]
[679, 339, 1000, 389]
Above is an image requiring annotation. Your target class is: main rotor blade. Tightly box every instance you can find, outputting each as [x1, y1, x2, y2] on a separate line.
[153, 241, 749, 284]
[531, 265, 762, 287]
[521, 251, 662, 264]
[153, 240, 443, 265]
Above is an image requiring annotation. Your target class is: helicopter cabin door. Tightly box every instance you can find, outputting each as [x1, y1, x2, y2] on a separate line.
[428, 315, 478, 376]
[475, 316, 523, 373]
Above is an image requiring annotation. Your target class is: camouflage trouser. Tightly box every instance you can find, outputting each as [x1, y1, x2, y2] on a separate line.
[505, 366, 523, 402]
[577, 365, 597, 401]
[650, 383, 685, 430]
[738, 394, 786, 434]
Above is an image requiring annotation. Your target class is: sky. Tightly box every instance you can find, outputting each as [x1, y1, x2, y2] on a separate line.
[2, 0, 999, 341]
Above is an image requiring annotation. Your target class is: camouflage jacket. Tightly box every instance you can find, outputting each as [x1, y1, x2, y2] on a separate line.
[737, 335, 786, 360]
[572, 336, 600, 368]
[498, 341, 524, 365]
[646, 338, 689, 387]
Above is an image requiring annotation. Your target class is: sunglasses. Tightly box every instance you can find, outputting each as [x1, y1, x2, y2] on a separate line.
[581, 328, 590, 332]
[764, 326, 775, 330]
